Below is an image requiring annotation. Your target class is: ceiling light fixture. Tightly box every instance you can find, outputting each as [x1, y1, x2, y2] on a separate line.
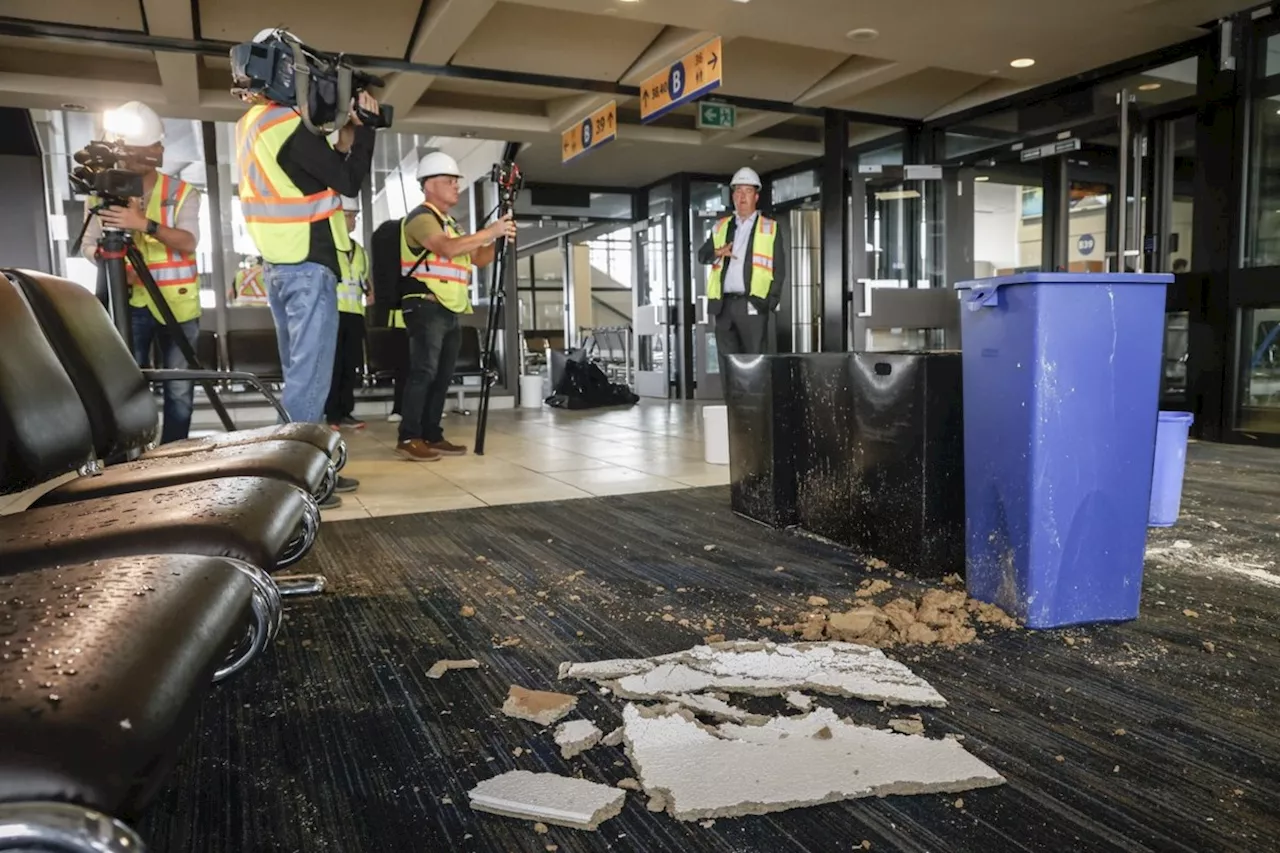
[60, 103, 87, 111]
[974, 176, 990, 182]
[846, 28, 879, 41]
[1138, 82, 1161, 91]
[1010, 58, 1036, 68]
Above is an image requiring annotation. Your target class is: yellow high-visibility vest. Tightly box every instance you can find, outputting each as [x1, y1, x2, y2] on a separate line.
[90, 174, 202, 323]
[232, 263, 268, 304]
[235, 103, 350, 264]
[337, 242, 368, 316]
[388, 309, 405, 328]
[400, 203, 473, 314]
[707, 214, 777, 302]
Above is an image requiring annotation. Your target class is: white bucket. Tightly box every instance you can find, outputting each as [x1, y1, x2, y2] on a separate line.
[702, 405, 729, 465]
[519, 374, 544, 409]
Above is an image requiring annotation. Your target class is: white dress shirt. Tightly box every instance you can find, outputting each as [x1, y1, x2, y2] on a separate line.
[722, 211, 758, 294]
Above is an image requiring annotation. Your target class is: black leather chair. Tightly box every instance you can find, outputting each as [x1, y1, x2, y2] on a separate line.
[0, 271, 336, 507]
[0, 554, 278, 852]
[6, 269, 346, 472]
[225, 328, 284, 382]
[450, 324, 485, 415]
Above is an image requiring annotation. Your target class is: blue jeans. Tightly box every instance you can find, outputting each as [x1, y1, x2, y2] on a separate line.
[265, 261, 339, 425]
[131, 306, 199, 444]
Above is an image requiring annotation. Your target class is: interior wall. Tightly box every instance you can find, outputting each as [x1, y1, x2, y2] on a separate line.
[0, 154, 52, 271]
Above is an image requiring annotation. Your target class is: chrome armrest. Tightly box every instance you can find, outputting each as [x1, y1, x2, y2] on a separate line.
[141, 368, 290, 423]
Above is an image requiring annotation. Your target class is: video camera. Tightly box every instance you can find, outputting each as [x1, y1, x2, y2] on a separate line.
[230, 28, 393, 134]
[68, 140, 153, 209]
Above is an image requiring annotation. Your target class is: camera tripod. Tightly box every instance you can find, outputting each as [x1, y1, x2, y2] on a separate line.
[97, 225, 237, 432]
[473, 162, 523, 456]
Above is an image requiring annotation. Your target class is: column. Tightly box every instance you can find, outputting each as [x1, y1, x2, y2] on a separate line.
[820, 110, 850, 351]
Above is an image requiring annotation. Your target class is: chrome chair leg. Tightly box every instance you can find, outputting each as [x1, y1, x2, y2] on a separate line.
[214, 559, 283, 683]
[274, 574, 327, 597]
[333, 438, 348, 472]
[0, 802, 145, 852]
[277, 492, 320, 569]
[314, 463, 337, 504]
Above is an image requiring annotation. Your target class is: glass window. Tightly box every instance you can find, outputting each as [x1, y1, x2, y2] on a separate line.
[1167, 114, 1196, 273]
[1245, 94, 1280, 267]
[1162, 311, 1189, 402]
[772, 169, 819, 205]
[1263, 33, 1280, 78]
[1239, 307, 1280, 433]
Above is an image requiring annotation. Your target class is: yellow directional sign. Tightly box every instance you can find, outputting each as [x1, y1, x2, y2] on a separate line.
[639, 36, 723, 123]
[561, 100, 618, 164]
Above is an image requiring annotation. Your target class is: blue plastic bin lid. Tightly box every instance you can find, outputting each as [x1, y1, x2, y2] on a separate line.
[1158, 410, 1195, 424]
[955, 272, 1174, 290]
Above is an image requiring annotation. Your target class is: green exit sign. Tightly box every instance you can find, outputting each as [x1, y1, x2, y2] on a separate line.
[697, 102, 736, 129]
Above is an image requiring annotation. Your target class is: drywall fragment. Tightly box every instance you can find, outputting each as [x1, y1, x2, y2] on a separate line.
[602, 727, 624, 747]
[785, 692, 813, 711]
[888, 718, 925, 735]
[659, 693, 769, 725]
[616, 778, 641, 790]
[856, 580, 893, 598]
[460, 606, 477, 618]
[807, 596, 829, 607]
[467, 770, 625, 830]
[555, 719, 603, 759]
[502, 685, 579, 725]
[561, 641, 946, 707]
[427, 659, 481, 679]
[621, 704, 1003, 821]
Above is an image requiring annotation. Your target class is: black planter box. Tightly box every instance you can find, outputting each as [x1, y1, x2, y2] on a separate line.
[723, 352, 965, 578]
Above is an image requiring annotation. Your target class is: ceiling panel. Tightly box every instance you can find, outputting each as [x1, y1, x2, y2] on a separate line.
[429, 77, 574, 101]
[0, 35, 150, 61]
[451, 4, 664, 81]
[1, 0, 143, 30]
[199, 0, 424, 57]
[715, 38, 848, 103]
[839, 68, 995, 118]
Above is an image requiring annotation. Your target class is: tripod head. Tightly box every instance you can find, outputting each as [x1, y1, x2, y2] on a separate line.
[490, 160, 523, 217]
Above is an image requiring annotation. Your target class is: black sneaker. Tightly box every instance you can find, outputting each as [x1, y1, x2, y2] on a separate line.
[320, 493, 343, 509]
[338, 416, 366, 430]
[335, 476, 359, 493]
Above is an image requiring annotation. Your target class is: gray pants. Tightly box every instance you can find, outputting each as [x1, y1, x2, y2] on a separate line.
[714, 294, 768, 379]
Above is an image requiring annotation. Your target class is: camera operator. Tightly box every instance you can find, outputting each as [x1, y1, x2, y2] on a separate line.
[80, 100, 202, 445]
[235, 28, 377, 496]
[394, 153, 516, 462]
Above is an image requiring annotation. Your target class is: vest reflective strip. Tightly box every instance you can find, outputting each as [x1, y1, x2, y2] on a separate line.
[240, 195, 340, 223]
[752, 254, 774, 272]
[131, 174, 197, 286]
[237, 106, 340, 223]
[402, 260, 470, 284]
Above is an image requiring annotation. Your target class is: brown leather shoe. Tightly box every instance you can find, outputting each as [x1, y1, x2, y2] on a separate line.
[427, 439, 467, 456]
[396, 439, 441, 461]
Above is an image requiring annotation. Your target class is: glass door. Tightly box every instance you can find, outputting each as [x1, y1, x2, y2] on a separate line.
[690, 181, 728, 400]
[633, 212, 673, 398]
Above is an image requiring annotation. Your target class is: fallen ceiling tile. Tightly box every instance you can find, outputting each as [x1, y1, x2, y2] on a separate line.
[621, 704, 1003, 821]
[468, 769, 626, 830]
[555, 719, 603, 759]
[560, 641, 946, 707]
[658, 693, 770, 725]
[426, 658, 481, 679]
[501, 685, 579, 725]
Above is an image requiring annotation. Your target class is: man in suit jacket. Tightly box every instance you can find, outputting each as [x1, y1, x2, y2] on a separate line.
[696, 167, 787, 379]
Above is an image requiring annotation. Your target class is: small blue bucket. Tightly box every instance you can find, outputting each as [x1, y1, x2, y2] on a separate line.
[1149, 411, 1194, 527]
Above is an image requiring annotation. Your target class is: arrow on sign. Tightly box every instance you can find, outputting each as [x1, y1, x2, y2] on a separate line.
[708, 51, 718, 69]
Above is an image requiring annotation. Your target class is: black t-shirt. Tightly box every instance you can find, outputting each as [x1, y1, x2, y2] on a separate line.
[274, 121, 375, 275]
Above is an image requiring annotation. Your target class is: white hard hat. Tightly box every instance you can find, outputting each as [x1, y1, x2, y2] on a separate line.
[341, 196, 359, 212]
[730, 166, 762, 188]
[253, 28, 296, 43]
[104, 101, 164, 147]
[416, 151, 463, 181]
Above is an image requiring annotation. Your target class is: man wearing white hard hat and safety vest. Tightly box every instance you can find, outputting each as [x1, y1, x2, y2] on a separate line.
[81, 100, 203, 445]
[234, 28, 377, 500]
[696, 166, 787, 379]
[394, 151, 516, 462]
[323, 196, 370, 430]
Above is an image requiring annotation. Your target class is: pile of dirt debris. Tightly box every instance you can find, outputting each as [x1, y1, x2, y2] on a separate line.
[775, 578, 1019, 649]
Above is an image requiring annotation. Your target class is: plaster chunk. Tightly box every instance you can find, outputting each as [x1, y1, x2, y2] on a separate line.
[554, 719, 603, 759]
[659, 693, 769, 725]
[502, 685, 579, 725]
[620, 704, 1003, 821]
[467, 770, 625, 830]
[426, 659, 481, 679]
[560, 641, 946, 708]
[785, 691, 814, 711]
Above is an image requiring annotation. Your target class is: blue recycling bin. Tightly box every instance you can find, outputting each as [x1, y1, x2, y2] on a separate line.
[955, 272, 1172, 629]
[1149, 411, 1194, 527]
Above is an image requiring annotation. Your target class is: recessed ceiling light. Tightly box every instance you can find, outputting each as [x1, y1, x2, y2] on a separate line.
[60, 103, 87, 111]
[974, 175, 990, 182]
[1138, 82, 1161, 91]
[846, 28, 879, 41]
[1010, 58, 1035, 68]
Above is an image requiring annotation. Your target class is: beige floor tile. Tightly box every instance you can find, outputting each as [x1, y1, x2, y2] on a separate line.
[470, 481, 594, 505]
[673, 468, 732, 487]
[359, 494, 487, 517]
[319, 504, 372, 522]
[546, 466, 686, 496]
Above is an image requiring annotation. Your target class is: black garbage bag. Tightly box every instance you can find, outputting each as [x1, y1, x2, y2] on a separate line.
[546, 349, 639, 409]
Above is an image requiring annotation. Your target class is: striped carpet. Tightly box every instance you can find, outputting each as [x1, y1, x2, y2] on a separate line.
[140, 445, 1280, 852]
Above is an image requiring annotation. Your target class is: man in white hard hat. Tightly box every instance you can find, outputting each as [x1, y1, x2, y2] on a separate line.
[696, 166, 787, 379]
[394, 151, 516, 462]
[324, 196, 369, 431]
[81, 100, 203, 444]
